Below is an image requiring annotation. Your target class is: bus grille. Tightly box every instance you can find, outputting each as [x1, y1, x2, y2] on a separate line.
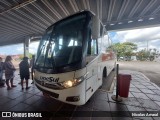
[35, 79, 64, 90]
[36, 85, 59, 98]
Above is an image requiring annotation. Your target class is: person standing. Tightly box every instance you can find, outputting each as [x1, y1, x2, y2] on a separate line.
[0, 57, 5, 86]
[19, 57, 30, 90]
[4, 56, 16, 90]
[0, 57, 3, 81]
[30, 55, 35, 84]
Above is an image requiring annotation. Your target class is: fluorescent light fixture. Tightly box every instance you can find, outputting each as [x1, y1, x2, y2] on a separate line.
[149, 17, 154, 20]
[128, 21, 133, 23]
[138, 19, 143, 22]
[110, 23, 115, 26]
[118, 22, 122, 24]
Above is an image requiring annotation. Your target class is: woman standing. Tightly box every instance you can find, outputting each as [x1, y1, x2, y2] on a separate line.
[0, 57, 5, 87]
[4, 56, 16, 90]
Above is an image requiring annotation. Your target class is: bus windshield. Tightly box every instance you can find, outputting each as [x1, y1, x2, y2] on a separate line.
[35, 13, 88, 73]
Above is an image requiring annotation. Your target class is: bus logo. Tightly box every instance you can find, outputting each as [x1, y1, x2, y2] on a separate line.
[40, 76, 59, 83]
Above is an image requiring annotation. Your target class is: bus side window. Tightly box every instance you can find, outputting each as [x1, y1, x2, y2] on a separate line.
[91, 39, 98, 55]
[97, 23, 103, 54]
[86, 30, 98, 64]
[87, 37, 98, 56]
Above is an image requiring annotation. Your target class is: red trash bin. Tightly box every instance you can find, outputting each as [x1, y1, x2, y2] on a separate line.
[118, 74, 132, 98]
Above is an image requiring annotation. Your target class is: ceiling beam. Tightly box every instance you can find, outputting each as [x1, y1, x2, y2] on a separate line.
[151, 4, 160, 15]
[32, 2, 55, 23]
[117, 0, 130, 20]
[107, 0, 116, 21]
[139, 0, 157, 16]
[68, 0, 79, 12]
[55, 0, 70, 16]
[128, 0, 143, 18]
[17, 8, 47, 28]
[0, 16, 42, 33]
[0, 0, 36, 15]
[24, 6, 51, 26]
[41, 0, 62, 19]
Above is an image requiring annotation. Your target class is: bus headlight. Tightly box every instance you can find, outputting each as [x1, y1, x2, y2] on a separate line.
[63, 80, 74, 88]
[62, 77, 83, 88]
[58, 72, 88, 89]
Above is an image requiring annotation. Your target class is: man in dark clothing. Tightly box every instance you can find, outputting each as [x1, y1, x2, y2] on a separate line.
[0, 57, 5, 87]
[19, 57, 30, 90]
[30, 55, 35, 83]
[0, 57, 3, 81]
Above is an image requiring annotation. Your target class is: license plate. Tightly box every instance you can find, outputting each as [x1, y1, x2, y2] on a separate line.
[43, 92, 50, 98]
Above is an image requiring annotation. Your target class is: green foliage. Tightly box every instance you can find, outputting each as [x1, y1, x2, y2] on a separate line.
[137, 48, 159, 61]
[28, 53, 33, 59]
[19, 54, 24, 60]
[19, 53, 34, 60]
[110, 42, 137, 60]
[137, 49, 149, 61]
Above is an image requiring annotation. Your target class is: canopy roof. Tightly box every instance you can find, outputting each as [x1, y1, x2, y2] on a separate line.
[1, 0, 160, 46]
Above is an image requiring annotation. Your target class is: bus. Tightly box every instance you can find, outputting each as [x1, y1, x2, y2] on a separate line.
[34, 11, 116, 105]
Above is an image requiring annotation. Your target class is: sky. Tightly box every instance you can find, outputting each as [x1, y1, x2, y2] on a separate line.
[0, 26, 160, 55]
[0, 41, 39, 55]
[108, 26, 160, 52]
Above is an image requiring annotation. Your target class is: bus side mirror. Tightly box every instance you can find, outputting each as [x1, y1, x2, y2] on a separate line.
[91, 16, 100, 39]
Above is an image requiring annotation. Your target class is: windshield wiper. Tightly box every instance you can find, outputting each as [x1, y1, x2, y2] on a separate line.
[35, 42, 46, 66]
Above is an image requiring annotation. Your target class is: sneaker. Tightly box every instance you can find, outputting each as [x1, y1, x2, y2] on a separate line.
[7, 87, 12, 90]
[11, 85, 17, 87]
[26, 87, 30, 90]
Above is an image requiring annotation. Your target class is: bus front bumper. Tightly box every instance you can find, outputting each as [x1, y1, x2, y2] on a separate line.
[35, 80, 86, 105]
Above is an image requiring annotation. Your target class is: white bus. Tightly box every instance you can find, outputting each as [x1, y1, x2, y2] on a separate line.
[34, 11, 116, 105]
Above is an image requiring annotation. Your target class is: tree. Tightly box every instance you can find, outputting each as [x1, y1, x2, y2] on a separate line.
[110, 42, 137, 60]
[137, 49, 148, 61]
[19, 53, 33, 60]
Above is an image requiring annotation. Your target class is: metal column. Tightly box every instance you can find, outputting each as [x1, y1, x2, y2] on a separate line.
[24, 37, 30, 57]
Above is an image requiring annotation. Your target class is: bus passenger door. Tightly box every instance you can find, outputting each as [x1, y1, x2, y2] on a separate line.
[85, 39, 99, 102]
[86, 57, 98, 102]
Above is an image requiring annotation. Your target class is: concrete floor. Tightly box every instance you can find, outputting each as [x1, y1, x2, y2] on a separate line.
[118, 61, 160, 87]
[0, 63, 160, 120]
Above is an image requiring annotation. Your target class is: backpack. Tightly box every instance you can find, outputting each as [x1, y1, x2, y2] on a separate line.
[0, 79, 5, 86]
[0, 62, 5, 71]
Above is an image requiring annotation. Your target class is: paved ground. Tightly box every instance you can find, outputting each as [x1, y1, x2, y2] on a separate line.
[0, 68, 160, 120]
[118, 61, 160, 87]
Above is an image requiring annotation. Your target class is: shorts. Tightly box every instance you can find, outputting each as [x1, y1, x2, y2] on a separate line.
[20, 75, 29, 80]
[5, 74, 14, 80]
